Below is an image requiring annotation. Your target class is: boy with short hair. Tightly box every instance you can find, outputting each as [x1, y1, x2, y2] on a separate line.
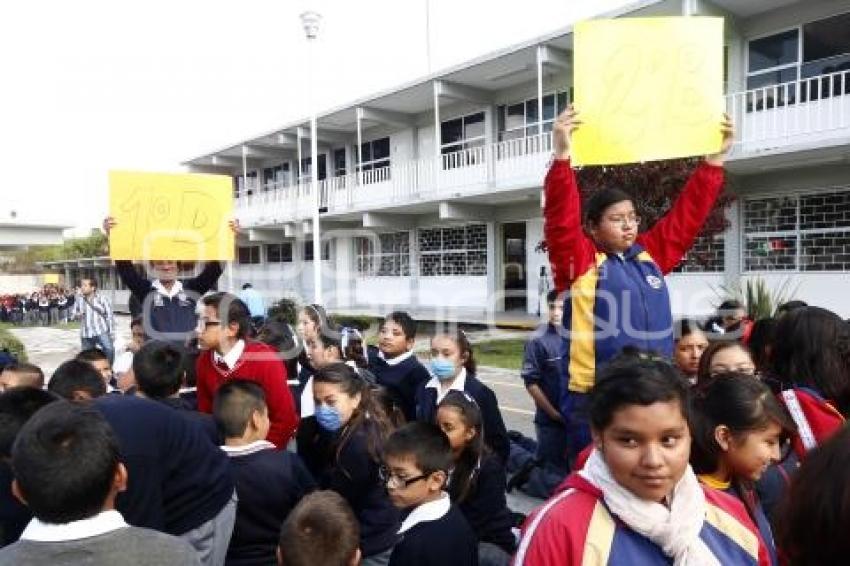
[214, 380, 315, 566]
[277, 490, 361, 566]
[47, 359, 107, 401]
[0, 402, 199, 565]
[382, 422, 478, 566]
[0, 363, 45, 392]
[368, 311, 430, 421]
[76, 348, 114, 390]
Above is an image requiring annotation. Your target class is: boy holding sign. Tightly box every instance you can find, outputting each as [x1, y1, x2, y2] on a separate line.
[545, 106, 733, 462]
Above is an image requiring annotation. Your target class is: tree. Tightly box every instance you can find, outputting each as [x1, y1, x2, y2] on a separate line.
[536, 158, 735, 271]
[2, 230, 109, 274]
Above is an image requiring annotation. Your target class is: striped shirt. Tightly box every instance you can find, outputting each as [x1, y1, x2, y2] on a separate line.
[73, 293, 114, 338]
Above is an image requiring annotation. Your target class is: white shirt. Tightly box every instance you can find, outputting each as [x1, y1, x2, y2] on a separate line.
[152, 279, 184, 299]
[378, 349, 414, 367]
[214, 339, 245, 370]
[20, 509, 128, 542]
[220, 440, 276, 457]
[398, 492, 451, 534]
[424, 367, 468, 405]
[300, 376, 315, 418]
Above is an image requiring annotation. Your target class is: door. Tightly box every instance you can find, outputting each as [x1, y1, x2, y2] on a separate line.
[502, 222, 527, 311]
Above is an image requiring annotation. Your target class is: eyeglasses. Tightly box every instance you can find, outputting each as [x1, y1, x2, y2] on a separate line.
[709, 365, 756, 378]
[604, 215, 642, 227]
[197, 319, 221, 330]
[378, 466, 429, 490]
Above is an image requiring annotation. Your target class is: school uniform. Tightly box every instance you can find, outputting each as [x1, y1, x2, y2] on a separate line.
[388, 493, 478, 566]
[298, 421, 400, 558]
[155, 396, 220, 446]
[0, 461, 30, 546]
[455, 454, 516, 555]
[222, 440, 316, 566]
[699, 475, 778, 566]
[414, 368, 510, 463]
[368, 346, 430, 422]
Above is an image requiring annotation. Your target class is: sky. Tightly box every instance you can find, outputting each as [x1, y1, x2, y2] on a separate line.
[0, 0, 634, 235]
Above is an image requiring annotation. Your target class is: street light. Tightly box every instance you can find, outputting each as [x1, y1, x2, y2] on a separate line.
[300, 10, 322, 304]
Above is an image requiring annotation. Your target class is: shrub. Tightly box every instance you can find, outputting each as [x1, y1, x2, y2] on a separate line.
[0, 328, 28, 363]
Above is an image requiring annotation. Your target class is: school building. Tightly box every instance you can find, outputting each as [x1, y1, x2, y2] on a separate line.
[182, 0, 850, 320]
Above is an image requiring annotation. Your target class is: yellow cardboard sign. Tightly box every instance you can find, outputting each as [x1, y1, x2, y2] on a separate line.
[108, 171, 234, 261]
[43, 274, 60, 284]
[572, 17, 724, 166]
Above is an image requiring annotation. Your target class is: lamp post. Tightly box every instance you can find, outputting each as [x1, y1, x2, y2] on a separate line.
[300, 10, 322, 303]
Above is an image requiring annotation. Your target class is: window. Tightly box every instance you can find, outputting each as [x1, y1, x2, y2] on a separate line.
[333, 148, 347, 177]
[234, 171, 258, 197]
[497, 91, 570, 141]
[745, 13, 850, 110]
[263, 164, 290, 191]
[303, 240, 331, 262]
[441, 112, 486, 169]
[743, 188, 850, 272]
[672, 233, 725, 273]
[357, 137, 391, 173]
[266, 243, 293, 263]
[298, 154, 327, 183]
[237, 246, 261, 265]
[418, 224, 487, 276]
[354, 232, 410, 276]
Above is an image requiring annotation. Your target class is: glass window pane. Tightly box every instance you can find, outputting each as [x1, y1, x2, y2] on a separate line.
[464, 112, 485, 139]
[441, 118, 463, 146]
[372, 138, 390, 161]
[748, 30, 799, 72]
[526, 99, 538, 124]
[506, 103, 525, 131]
[803, 12, 850, 63]
[360, 142, 372, 163]
[801, 231, 850, 271]
[557, 92, 568, 114]
[543, 94, 556, 120]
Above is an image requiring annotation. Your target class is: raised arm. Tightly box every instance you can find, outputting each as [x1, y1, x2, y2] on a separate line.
[637, 115, 733, 274]
[544, 108, 597, 292]
[184, 262, 224, 294]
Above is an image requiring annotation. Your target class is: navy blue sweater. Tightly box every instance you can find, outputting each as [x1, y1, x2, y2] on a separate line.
[93, 395, 234, 535]
[414, 373, 510, 464]
[0, 462, 29, 547]
[115, 260, 222, 337]
[298, 420, 400, 557]
[521, 323, 567, 426]
[225, 445, 316, 566]
[368, 347, 430, 422]
[389, 503, 478, 566]
[157, 396, 220, 446]
[455, 454, 516, 554]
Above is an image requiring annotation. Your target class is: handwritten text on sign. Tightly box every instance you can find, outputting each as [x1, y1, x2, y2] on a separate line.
[108, 171, 234, 261]
[572, 17, 724, 166]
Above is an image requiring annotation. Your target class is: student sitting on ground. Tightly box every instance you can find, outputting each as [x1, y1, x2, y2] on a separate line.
[514, 357, 770, 566]
[76, 348, 115, 391]
[436, 391, 516, 564]
[277, 490, 361, 566]
[0, 402, 199, 565]
[0, 388, 59, 547]
[383, 421, 478, 566]
[368, 311, 430, 422]
[133, 341, 218, 445]
[0, 363, 45, 393]
[213, 380, 315, 566]
[47, 359, 107, 401]
[415, 330, 510, 463]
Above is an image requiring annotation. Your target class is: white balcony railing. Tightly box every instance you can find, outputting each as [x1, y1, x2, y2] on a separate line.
[726, 68, 850, 155]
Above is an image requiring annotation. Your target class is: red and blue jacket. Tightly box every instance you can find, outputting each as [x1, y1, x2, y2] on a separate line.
[544, 159, 725, 393]
[514, 473, 770, 566]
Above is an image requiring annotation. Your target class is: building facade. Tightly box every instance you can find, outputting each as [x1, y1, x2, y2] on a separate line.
[185, 0, 850, 319]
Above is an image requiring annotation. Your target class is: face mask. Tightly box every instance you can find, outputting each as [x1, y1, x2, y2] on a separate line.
[430, 358, 457, 381]
[315, 404, 343, 432]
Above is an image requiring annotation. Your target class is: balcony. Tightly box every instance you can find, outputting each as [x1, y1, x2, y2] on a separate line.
[727, 68, 850, 157]
[236, 132, 553, 227]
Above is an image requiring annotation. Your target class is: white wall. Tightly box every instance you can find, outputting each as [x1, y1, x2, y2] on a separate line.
[417, 276, 488, 308]
[354, 277, 412, 307]
[741, 273, 850, 319]
[666, 273, 727, 317]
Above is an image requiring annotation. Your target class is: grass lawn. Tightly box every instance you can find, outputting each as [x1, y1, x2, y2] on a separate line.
[0, 321, 80, 331]
[473, 339, 526, 370]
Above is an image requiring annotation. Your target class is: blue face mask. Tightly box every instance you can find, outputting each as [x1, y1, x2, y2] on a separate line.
[315, 404, 343, 432]
[430, 358, 457, 381]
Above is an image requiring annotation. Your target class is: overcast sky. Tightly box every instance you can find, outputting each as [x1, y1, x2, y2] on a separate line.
[0, 0, 633, 235]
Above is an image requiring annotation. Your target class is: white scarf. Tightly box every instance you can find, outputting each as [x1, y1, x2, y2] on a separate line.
[579, 449, 719, 566]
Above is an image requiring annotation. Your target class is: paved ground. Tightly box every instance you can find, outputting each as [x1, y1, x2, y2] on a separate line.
[10, 316, 545, 515]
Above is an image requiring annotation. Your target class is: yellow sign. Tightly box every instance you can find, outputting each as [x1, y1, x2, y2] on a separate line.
[572, 17, 724, 166]
[43, 274, 60, 284]
[108, 171, 234, 261]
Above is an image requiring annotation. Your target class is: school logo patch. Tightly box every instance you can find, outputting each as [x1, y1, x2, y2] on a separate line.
[646, 275, 663, 289]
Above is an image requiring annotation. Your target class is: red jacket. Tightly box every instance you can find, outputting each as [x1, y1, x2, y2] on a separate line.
[196, 341, 299, 448]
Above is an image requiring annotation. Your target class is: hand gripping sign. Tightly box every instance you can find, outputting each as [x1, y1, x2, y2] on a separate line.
[108, 171, 234, 261]
[572, 17, 725, 166]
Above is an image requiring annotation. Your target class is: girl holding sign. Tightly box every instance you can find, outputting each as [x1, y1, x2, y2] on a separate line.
[545, 106, 733, 461]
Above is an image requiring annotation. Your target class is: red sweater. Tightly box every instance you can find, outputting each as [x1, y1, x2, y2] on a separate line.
[196, 341, 299, 448]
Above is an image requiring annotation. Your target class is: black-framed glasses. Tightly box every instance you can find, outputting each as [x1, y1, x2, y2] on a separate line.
[378, 466, 429, 489]
[197, 319, 221, 329]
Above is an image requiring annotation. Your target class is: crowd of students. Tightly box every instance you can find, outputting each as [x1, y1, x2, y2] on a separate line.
[0, 285, 75, 326]
[0, 107, 848, 565]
